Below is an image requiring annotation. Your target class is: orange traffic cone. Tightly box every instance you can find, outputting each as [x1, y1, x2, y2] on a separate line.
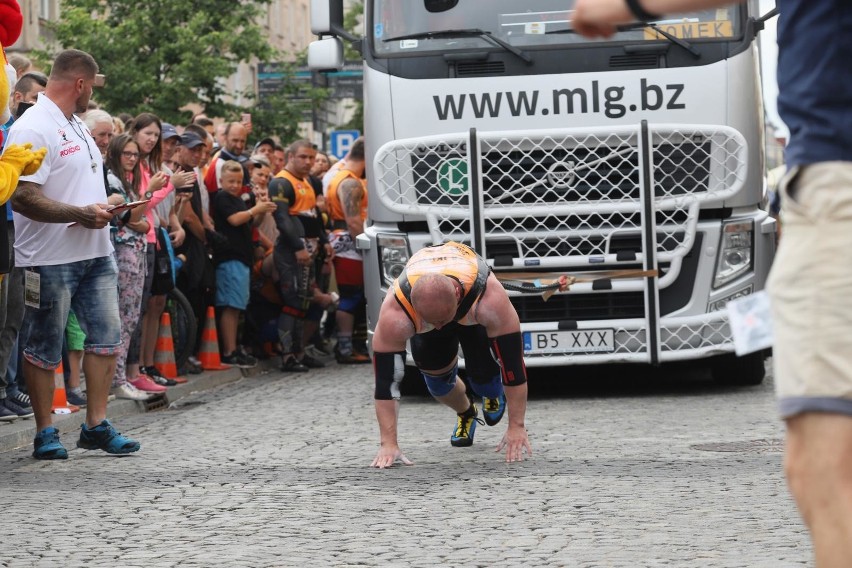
[52, 362, 80, 414]
[199, 306, 230, 370]
[154, 311, 187, 383]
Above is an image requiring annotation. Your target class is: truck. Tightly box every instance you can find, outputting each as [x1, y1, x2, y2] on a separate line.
[309, 0, 777, 385]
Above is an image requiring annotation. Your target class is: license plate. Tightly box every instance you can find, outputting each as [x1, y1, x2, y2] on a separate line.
[523, 329, 615, 354]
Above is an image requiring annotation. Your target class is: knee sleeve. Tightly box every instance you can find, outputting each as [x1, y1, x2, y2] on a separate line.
[421, 362, 459, 398]
[490, 332, 527, 386]
[374, 351, 406, 400]
[467, 373, 503, 399]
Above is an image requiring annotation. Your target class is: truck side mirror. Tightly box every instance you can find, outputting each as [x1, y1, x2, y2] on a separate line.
[311, 0, 345, 35]
[308, 37, 345, 72]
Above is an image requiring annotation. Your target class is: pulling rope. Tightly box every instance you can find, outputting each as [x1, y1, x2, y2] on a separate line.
[495, 268, 658, 301]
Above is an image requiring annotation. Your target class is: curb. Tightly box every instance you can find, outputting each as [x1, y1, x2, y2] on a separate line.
[0, 359, 277, 455]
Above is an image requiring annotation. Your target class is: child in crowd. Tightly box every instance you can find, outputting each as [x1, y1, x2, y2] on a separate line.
[106, 133, 159, 399]
[212, 160, 277, 367]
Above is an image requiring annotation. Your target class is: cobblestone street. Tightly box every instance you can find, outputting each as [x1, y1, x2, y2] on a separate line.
[0, 359, 809, 567]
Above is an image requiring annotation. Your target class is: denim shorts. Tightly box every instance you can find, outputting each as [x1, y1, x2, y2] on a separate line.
[65, 311, 86, 351]
[21, 256, 121, 370]
[215, 260, 250, 310]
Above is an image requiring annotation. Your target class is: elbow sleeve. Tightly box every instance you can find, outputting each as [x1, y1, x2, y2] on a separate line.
[489, 332, 527, 386]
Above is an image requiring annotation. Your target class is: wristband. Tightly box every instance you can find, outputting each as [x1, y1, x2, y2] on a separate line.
[625, 0, 661, 21]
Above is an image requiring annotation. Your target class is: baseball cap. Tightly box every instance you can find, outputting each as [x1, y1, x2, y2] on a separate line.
[249, 153, 270, 168]
[253, 137, 275, 152]
[178, 131, 205, 149]
[161, 123, 180, 141]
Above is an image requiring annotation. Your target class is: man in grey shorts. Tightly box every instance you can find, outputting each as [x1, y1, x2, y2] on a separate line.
[572, 0, 852, 565]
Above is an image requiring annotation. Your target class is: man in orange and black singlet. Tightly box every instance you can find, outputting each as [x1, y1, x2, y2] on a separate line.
[326, 137, 370, 364]
[269, 140, 334, 372]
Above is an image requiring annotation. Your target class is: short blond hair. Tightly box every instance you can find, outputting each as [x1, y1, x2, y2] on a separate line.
[221, 160, 244, 177]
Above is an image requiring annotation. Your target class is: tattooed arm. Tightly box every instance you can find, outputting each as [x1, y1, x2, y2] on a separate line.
[338, 178, 365, 237]
[11, 181, 113, 229]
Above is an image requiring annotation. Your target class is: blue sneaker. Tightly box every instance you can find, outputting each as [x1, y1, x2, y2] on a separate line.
[482, 393, 507, 426]
[77, 419, 140, 455]
[33, 427, 68, 460]
[450, 403, 484, 447]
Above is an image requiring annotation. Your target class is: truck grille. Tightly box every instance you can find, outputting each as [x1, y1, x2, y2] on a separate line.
[374, 124, 747, 285]
[510, 291, 646, 322]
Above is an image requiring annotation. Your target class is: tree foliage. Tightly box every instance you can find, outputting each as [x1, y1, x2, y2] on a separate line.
[249, 58, 329, 144]
[45, 0, 282, 127]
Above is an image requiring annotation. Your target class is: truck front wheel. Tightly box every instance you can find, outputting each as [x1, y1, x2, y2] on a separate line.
[710, 352, 767, 386]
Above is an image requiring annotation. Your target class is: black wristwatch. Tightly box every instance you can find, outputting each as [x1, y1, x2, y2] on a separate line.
[625, 0, 661, 21]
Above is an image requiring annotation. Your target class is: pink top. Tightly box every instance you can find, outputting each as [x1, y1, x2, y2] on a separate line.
[140, 162, 175, 244]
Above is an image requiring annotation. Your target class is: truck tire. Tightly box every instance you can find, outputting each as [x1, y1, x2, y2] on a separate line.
[710, 351, 766, 386]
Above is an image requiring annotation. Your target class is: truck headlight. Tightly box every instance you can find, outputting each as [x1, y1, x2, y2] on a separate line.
[713, 220, 753, 289]
[377, 234, 410, 286]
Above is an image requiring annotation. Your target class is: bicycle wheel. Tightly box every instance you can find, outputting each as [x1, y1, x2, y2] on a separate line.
[166, 288, 197, 369]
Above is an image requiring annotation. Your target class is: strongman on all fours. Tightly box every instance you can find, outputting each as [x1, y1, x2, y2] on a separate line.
[370, 241, 532, 468]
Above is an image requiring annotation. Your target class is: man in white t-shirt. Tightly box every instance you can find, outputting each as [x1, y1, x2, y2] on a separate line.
[6, 49, 141, 459]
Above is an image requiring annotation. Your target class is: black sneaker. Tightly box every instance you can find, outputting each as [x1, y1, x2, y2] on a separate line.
[312, 339, 333, 356]
[2, 396, 34, 419]
[0, 401, 18, 422]
[66, 390, 88, 408]
[221, 351, 257, 369]
[182, 358, 204, 374]
[299, 354, 325, 369]
[280, 357, 309, 373]
[9, 391, 31, 407]
[142, 366, 178, 386]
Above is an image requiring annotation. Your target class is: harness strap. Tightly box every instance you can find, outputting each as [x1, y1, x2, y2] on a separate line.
[495, 269, 659, 300]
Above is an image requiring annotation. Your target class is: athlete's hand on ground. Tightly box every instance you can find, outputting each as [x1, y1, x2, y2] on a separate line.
[496, 425, 532, 462]
[371, 445, 414, 469]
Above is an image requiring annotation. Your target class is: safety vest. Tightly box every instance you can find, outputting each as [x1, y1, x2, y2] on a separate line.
[274, 169, 317, 217]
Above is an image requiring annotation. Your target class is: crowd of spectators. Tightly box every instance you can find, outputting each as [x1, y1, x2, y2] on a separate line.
[0, 49, 370, 431]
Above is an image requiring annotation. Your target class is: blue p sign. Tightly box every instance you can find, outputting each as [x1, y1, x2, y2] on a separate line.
[330, 130, 360, 160]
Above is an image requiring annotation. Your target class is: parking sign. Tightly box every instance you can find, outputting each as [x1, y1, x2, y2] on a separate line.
[329, 130, 360, 159]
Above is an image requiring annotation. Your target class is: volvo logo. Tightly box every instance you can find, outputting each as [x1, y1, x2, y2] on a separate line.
[547, 161, 577, 188]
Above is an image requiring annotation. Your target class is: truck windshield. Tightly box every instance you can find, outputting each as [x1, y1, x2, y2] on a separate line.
[372, 0, 742, 57]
